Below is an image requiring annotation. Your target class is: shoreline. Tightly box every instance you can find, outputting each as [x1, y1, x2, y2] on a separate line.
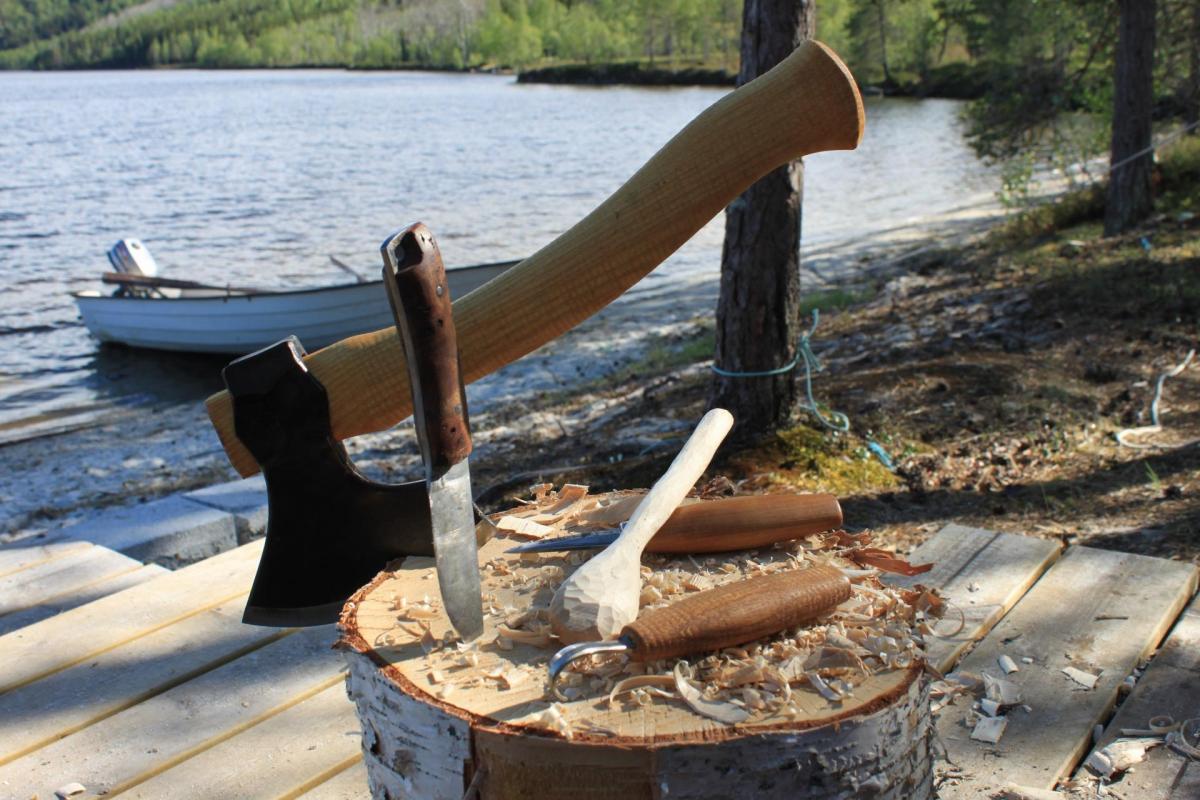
[1, 60, 991, 99]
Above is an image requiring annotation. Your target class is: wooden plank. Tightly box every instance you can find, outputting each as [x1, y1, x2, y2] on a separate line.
[295, 758, 368, 799]
[936, 546, 1198, 796]
[0, 540, 92, 578]
[0, 563, 168, 636]
[117, 683, 362, 799]
[0, 624, 345, 799]
[884, 523, 1062, 673]
[0, 544, 145, 616]
[0, 538, 262, 695]
[0, 597, 285, 765]
[1078, 594, 1200, 799]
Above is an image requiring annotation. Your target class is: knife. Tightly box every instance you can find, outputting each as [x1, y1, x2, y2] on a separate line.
[383, 223, 484, 640]
[506, 493, 843, 554]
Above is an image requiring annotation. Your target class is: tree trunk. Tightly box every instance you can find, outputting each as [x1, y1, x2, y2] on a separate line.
[1188, 0, 1200, 132]
[710, 0, 814, 437]
[1105, 0, 1157, 235]
[876, 0, 893, 86]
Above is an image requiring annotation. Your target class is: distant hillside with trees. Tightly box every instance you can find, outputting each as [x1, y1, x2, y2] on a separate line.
[0, 0, 969, 90]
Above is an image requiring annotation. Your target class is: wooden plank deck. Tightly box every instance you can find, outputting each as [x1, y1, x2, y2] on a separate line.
[0, 523, 1194, 799]
[1080, 594, 1200, 799]
[935, 546, 1198, 797]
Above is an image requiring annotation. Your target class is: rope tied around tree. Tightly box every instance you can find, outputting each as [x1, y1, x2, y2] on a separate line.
[712, 309, 850, 433]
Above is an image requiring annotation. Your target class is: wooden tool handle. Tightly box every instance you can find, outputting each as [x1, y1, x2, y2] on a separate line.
[383, 224, 472, 470]
[207, 40, 864, 476]
[651, 494, 842, 553]
[623, 564, 851, 662]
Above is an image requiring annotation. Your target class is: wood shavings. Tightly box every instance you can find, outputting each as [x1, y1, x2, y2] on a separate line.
[805, 670, 843, 702]
[674, 663, 750, 724]
[496, 624, 552, 648]
[496, 516, 557, 539]
[483, 666, 525, 690]
[983, 672, 1022, 705]
[427, 669, 446, 685]
[1062, 666, 1100, 689]
[1084, 737, 1161, 778]
[426, 494, 933, 727]
[970, 715, 1007, 743]
[513, 703, 574, 739]
[55, 783, 87, 799]
[607, 675, 677, 706]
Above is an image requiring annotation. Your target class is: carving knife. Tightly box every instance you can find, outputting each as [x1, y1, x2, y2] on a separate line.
[383, 223, 484, 640]
[506, 493, 843, 554]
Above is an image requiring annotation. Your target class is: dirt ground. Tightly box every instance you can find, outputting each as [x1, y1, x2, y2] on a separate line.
[468, 188, 1200, 567]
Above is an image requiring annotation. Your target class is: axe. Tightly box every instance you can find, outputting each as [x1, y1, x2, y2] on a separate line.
[205, 41, 864, 477]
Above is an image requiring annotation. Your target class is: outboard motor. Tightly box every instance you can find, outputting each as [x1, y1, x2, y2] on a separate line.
[107, 239, 161, 277]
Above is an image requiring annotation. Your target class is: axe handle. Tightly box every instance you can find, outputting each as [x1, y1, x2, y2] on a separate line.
[207, 40, 864, 477]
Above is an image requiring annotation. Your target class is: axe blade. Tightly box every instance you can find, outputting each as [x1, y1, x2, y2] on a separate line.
[224, 337, 436, 627]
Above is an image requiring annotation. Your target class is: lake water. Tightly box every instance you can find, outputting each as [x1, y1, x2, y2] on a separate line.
[0, 69, 998, 440]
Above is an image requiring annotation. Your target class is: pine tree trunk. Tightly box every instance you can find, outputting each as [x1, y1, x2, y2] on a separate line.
[1188, 0, 1200, 133]
[1105, 0, 1157, 235]
[710, 0, 814, 437]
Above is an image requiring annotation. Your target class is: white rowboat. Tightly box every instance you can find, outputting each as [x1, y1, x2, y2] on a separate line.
[73, 241, 518, 354]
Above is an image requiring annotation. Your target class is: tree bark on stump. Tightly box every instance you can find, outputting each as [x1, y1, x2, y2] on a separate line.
[1105, 0, 1157, 235]
[337, 492, 934, 800]
[710, 0, 815, 436]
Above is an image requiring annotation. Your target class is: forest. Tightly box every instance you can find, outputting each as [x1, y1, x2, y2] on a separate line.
[0, 0, 1185, 105]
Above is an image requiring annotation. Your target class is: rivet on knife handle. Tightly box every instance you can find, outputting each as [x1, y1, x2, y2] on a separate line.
[548, 564, 851, 699]
[383, 223, 483, 640]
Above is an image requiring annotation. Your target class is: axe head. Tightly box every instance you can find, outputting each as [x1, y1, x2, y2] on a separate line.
[224, 337, 436, 627]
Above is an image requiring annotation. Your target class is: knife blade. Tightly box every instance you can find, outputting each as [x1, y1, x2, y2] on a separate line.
[506, 493, 843, 554]
[383, 223, 484, 640]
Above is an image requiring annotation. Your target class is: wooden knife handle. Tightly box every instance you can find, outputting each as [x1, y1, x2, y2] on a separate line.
[383, 223, 472, 471]
[207, 40, 863, 476]
[622, 564, 851, 662]
[651, 494, 842, 553]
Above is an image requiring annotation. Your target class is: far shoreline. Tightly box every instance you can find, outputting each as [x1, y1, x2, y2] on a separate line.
[1, 59, 989, 99]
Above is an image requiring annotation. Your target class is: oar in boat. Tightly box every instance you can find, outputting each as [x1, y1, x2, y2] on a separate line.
[329, 255, 368, 283]
[101, 272, 263, 295]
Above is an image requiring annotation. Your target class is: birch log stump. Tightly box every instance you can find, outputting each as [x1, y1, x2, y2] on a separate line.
[338, 494, 933, 800]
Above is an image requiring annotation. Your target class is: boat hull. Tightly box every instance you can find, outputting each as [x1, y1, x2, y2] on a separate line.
[73, 262, 515, 355]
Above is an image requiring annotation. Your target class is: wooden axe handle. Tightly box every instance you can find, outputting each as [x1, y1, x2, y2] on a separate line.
[207, 41, 863, 476]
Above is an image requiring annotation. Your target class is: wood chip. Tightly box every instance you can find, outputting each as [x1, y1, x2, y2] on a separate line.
[496, 516, 557, 539]
[971, 715, 1008, 744]
[1083, 737, 1161, 778]
[1062, 666, 1100, 689]
[55, 783, 86, 799]
[983, 672, 1022, 705]
[607, 675, 677, 706]
[674, 663, 749, 724]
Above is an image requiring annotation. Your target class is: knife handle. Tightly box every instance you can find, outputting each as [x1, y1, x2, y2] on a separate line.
[651, 494, 842, 553]
[383, 223, 472, 472]
[622, 564, 850, 662]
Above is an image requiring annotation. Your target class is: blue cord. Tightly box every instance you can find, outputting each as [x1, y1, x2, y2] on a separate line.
[712, 309, 850, 432]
